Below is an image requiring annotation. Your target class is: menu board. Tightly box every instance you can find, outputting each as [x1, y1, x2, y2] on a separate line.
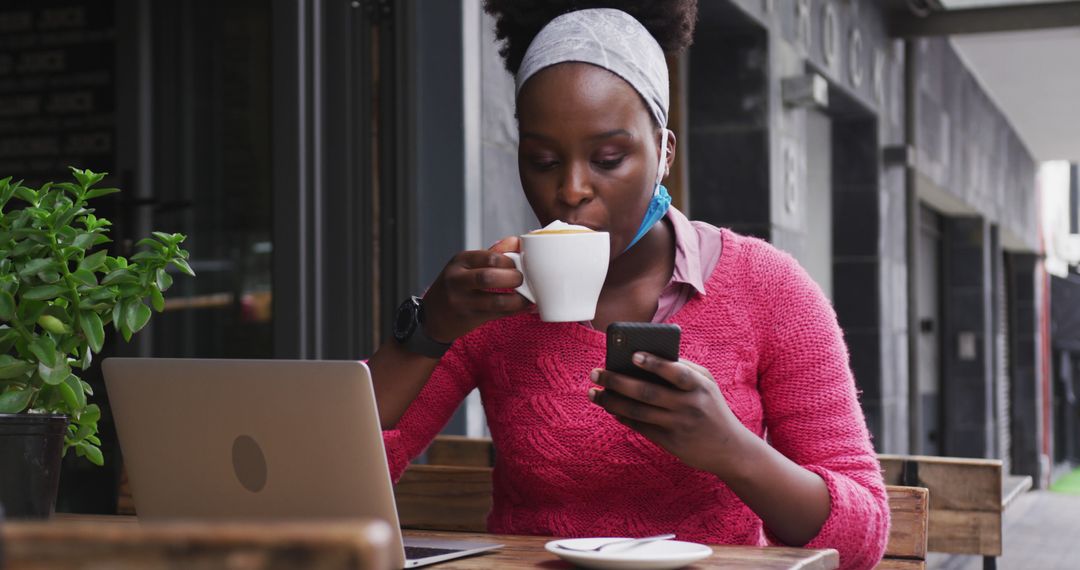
[0, 0, 115, 187]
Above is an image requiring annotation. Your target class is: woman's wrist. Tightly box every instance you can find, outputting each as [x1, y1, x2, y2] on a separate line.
[708, 425, 768, 484]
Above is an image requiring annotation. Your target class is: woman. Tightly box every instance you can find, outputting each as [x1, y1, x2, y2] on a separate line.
[368, 2, 888, 568]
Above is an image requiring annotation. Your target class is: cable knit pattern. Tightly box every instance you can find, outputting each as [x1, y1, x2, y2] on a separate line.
[382, 229, 888, 570]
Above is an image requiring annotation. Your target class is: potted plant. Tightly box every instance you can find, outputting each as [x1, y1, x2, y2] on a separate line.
[0, 168, 193, 519]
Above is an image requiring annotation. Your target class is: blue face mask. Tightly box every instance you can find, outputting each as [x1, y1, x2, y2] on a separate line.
[623, 129, 672, 253]
[624, 184, 671, 252]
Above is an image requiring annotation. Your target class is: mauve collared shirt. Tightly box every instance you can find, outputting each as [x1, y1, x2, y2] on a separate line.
[652, 206, 724, 323]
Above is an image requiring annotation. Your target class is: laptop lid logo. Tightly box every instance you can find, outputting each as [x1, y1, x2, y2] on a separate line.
[231, 435, 267, 493]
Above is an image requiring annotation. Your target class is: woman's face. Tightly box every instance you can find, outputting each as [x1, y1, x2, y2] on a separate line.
[516, 63, 675, 257]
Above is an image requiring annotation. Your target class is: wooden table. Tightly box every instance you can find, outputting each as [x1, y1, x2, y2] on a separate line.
[407, 529, 839, 569]
[1, 515, 839, 570]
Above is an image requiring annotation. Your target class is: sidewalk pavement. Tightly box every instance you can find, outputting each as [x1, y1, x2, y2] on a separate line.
[928, 490, 1080, 570]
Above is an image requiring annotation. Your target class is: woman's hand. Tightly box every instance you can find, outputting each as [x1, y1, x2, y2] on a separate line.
[422, 237, 532, 343]
[589, 354, 754, 478]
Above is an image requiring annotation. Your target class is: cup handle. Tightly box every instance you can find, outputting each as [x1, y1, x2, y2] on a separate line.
[503, 252, 535, 304]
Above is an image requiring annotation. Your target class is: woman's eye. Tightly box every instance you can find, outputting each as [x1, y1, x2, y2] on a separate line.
[594, 156, 625, 170]
[530, 158, 559, 171]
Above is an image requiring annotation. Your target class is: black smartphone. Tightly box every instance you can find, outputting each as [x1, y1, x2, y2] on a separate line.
[605, 322, 681, 385]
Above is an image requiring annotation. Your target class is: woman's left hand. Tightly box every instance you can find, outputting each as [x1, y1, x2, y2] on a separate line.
[589, 353, 754, 478]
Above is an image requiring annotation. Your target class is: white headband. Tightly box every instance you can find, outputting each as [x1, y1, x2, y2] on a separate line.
[515, 8, 670, 128]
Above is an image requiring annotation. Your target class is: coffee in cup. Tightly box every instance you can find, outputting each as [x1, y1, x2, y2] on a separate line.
[504, 222, 610, 322]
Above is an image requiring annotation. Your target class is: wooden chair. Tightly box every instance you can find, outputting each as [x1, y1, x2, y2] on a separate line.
[878, 454, 1033, 570]
[3, 516, 395, 570]
[878, 486, 930, 570]
[394, 436, 495, 532]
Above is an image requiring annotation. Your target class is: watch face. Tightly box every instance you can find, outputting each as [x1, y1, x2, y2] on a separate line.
[394, 299, 419, 342]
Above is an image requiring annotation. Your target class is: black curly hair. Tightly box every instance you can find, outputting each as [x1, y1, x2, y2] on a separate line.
[482, 0, 698, 76]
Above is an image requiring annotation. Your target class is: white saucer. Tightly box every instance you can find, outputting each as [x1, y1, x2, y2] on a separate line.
[544, 537, 713, 570]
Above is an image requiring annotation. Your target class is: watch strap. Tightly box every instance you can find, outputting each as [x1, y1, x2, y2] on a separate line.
[398, 297, 452, 359]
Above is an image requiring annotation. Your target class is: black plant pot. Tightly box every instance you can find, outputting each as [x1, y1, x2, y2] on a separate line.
[0, 413, 68, 519]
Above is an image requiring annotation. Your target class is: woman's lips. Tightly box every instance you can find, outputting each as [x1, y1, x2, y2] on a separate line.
[565, 221, 604, 232]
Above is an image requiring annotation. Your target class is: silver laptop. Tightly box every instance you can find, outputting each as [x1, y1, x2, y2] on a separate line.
[103, 358, 502, 568]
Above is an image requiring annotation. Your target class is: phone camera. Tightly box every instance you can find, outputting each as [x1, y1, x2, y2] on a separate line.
[613, 332, 625, 345]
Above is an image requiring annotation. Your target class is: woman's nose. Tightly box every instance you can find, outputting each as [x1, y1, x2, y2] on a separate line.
[557, 162, 594, 206]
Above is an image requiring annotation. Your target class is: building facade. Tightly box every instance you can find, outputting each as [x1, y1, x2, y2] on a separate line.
[0, 0, 1060, 512]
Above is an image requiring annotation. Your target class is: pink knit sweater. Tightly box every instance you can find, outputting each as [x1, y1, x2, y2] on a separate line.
[383, 229, 889, 570]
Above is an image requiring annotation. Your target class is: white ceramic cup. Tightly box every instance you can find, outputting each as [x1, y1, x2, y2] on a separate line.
[504, 231, 610, 322]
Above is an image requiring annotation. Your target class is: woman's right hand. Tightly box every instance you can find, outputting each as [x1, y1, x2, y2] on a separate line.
[421, 236, 531, 343]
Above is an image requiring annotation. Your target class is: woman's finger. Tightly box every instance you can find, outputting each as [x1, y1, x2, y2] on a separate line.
[593, 368, 682, 411]
[458, 289, 530, 314]
[488, 236, 521, 254]
[631, 352, 703, 391]
[458, 250, 517, 270]
[680, 359, 712, 378]
[469, 267, 524, 290]
[590, 386, 678, 428]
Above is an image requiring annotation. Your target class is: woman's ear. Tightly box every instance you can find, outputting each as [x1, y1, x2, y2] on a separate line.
[663, 129, 677, 178]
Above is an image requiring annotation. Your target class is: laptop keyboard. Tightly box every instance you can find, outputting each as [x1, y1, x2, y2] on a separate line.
[404, 546, 465, 560]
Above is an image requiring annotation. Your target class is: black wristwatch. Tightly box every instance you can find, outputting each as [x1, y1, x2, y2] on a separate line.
[393, 296, 452, 359]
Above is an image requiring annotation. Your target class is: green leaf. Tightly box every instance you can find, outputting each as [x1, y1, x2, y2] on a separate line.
[83, 187, 120, 200]
[129, 251, 158, 262]
[123, 299, 138, 330]
[37, 271, 61, 284]
[0, 387, 32, 413]
[101, 268, 136, 285]
[112, 301, 123, 332]
[29, 335, 57, 366]
[18, 299, 46, 325]
[73, 422, 93, 442]
[156, 269, 173, 291]
[70, 167, 107, 189]
[136, 238, 162, 250]
[150, 286, 165, 312]
[55, 204, 84, 229]
[55, 182, 82, 197]
[37, 314, 71, 335]
[81, 403, 101, 424]
[80, 379, 93, 396]
[23, 284, 68, 300]
[13, 185, 37, 204]
[0, 291, 14, 320]
[0, 355, 32, 379]
[79, 311, 105, 353]
[78, 250, 108, 271]
[58, 334, 79, 355]
[79, 441, 103, 466]
[10, 239, 38, 257]
[38, 360, 70, 385]
[0, 327, 18, 349]
[71, 269, 97, 286]
[128, 302, 152, 333]
[18, 258, 56, 278]
[171, 258, 195, 277]
[64, 374, 86, 408]
[57, 376, 80, 409]
[88, 286, 116, 302]
[72, 233, 97, 249]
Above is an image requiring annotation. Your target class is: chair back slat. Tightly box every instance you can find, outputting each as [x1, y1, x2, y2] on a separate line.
[883, 485, 929, 562]
[878, 454, 1004, 556]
